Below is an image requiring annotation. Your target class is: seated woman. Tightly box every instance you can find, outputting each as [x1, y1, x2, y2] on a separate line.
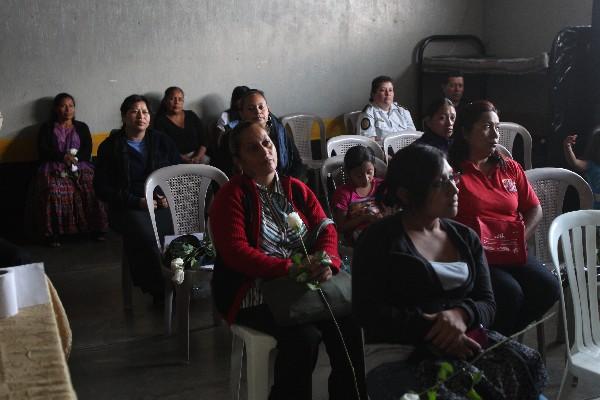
[353, 144, 547, 400]
[214, 89, 306, 178]
[210, 121, 366, 400]
[563, 128, 600, 208]
[448, 100, 560, 336]
[358, 75, 415, 143]
[216, 85, 249, 133]
[212, 85, 250, 174]
[33, 92, 108, 247]
[153, 86, 208, 164]
[414, 97, 456, 153]
[94, 94, 181, 302]
[331, 145, 384, 245]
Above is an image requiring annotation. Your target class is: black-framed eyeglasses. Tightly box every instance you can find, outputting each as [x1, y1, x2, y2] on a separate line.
[431, 173, 461, 189]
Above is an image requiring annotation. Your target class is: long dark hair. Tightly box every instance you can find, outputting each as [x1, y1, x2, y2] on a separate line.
[448, 100, 503, 172]
[50, 93, 76, 122]
[156, 86, 183, 117]
[226, 85, 250, 121]
[377, 144, 446, 209]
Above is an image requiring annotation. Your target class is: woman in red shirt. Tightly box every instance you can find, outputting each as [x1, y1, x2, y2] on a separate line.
[448, 100, 560, 336]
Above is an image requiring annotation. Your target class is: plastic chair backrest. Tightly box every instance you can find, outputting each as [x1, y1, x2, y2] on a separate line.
[343, 111, 362, 135]
[548, 210, 600, 360]
[498, 122, 533, 170]
[495, 143, 512, 159]
[281, 114, 326, 164]
[326, 135, 386, 161]
[144, 164, 229, 250]
[526, 167, 593, 265]
[320, 155, 387, 216]
[382, 131, 423, 156]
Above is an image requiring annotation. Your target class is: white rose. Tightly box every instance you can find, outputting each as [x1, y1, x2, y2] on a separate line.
[71, 164, 78, 173]
[170, 258, 184, 270]
[286, 212, 304, 231]
[69, 148, 78, 156]
[399, 394, 420, 400]
[400, 393, 419, 400]
[172, 268, 185, 285]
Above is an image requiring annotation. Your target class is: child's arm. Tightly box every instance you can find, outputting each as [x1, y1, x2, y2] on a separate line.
[563, 134, 588, 172]
[333, 208, 379, 236]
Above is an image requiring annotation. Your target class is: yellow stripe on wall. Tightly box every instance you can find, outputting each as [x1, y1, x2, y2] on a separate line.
[0, 117, 350, 163]
[0, 132, 110, 163]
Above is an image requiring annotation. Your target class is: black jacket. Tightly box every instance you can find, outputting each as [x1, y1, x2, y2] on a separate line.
[352, 214, 496, 345]
[37, 120, 92, 163]
[93, 128, 181, 212]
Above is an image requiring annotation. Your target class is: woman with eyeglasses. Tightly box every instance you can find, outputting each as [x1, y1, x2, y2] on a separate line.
[94, 94, 181, 303]
[353, 144, 548, 400]
[448, 100, 559, 337]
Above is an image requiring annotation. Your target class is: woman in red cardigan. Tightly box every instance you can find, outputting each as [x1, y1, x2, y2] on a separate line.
[210, 121, 366, 400]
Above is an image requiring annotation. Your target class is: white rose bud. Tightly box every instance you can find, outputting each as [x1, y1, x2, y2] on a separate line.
[69, 148, 78, 156]
[399, 394, 420, 400]
[172, 268, 185, 285]
[286, 212, 304, 232]
[71, 164, 78, 173]
[170, 257, 184, 270]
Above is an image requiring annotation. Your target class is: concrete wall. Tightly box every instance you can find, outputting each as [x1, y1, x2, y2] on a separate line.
[478, 0, 592, 166]
[0, 0, 483, 161]
[483, 0, 592, 57]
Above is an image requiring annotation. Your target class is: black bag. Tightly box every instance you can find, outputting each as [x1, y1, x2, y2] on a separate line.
[260, 270, 352, 326]
[260, 218, 352, 326]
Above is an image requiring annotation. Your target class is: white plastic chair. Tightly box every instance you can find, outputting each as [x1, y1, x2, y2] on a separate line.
[229, 324, 278, 400]
[382, 131, 423, 157]
[326, 135, 386, 161]
[495, 143, 513, 159]
[525, 167, 593, 357]
[498, 122, 533, 170]
[548, 210, 600, 400]
[343, 111, 362, 135]
[280, 114, 326, 170]
[144, 164, 229, 361]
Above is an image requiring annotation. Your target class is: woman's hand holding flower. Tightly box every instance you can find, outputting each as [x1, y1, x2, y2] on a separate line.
[423, 308, 480, 358]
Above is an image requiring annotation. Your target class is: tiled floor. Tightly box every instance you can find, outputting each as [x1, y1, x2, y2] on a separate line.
[22, 232, 600, 399]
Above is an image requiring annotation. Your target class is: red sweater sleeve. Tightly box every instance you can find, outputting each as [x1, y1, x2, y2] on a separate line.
[209, 180, 292, 279]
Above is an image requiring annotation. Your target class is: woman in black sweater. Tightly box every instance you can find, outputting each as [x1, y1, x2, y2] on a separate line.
[353, 144, 547, 400]
[94, 94, 180, 301]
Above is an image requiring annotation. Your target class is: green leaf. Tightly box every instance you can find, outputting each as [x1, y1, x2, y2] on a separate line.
[291, 253, 303, 266]
[306, 281, 319, 291]
[470, 371, 482, 386]
[427, 389, 437, 400]
[466, 388, 482, 400]
[437, 362, 454, 381]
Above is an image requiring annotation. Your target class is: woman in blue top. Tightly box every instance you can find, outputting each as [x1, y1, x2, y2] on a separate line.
[94, 94, 181, 302]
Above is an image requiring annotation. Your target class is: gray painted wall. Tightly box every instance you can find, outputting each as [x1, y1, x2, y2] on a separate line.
[483, 0, 592, 57]
[0, 0, 482, 148]
[479, 0, 592, 144]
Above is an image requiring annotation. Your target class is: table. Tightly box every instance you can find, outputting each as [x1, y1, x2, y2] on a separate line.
[0, 282, 76, 399]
